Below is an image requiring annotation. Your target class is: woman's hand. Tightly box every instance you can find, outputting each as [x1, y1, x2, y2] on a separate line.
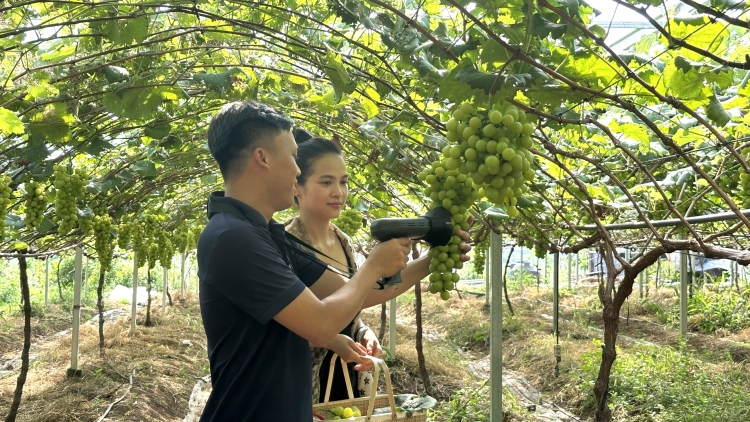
[324, 335, 374, 371]
[359, 328, 383, 359]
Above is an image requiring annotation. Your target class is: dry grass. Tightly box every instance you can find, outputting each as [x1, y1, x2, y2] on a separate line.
[0, 300, 208, 422]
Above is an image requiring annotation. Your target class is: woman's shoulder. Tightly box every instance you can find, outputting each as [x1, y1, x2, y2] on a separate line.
[284, 215, 302, 233]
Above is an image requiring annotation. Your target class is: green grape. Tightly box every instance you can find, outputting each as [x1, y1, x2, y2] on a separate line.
[0, 175, 12, 238]
[333, 208, 363, 237]
[93, 214, 115, 272]
[53, 164, 87, 235]
[23, 180, 46, 230]
[78, 212, 95, 237]
[473, 237, 489, 276]
[156, 231, 174, 269]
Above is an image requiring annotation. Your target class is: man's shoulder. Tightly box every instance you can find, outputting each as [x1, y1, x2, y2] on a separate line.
[201, 214, 270, 250]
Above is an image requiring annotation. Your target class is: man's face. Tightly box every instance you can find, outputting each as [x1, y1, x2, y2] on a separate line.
[267, 130, 301, 211]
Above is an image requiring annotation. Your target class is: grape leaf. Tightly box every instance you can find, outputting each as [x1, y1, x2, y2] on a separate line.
[530, 13, 567, 39]
[0, 107, 24, 135]
[133, 160, 158, 178]
[706, 95, 730, 127]
[103, 65, 130, 83]
[322, 52, 357, 103]
[144, 122, 172, 139]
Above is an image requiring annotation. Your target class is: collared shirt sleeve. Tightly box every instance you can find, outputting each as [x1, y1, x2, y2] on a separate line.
[203, 224, 307, 325]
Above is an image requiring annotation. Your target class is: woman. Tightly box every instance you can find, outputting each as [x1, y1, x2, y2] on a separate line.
[286, 131, 382, 403]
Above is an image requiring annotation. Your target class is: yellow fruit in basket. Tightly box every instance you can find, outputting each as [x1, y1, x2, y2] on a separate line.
[342, 407, 354, 418]
[352, 410, 361, 417]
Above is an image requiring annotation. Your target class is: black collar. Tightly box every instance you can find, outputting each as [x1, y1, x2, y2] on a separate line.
[207, 191, 271, 227]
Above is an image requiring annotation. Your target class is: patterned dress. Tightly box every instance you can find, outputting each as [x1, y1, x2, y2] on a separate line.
[284, 216, 372, 403]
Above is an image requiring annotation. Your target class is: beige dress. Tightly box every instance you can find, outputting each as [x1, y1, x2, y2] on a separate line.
[284, 216, 370, 403]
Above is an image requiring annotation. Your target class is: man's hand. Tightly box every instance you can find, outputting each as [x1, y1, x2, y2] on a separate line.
[323, 335, 374, 371]
[359, 328, 382, 358]
[365, 237, 411, 279]
[457, 230, 472, 262]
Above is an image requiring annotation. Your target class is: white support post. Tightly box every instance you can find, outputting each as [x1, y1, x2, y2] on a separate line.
[639, 270, 644, 299]
[575, 252, 580, 285]
[490, 231, 503, 421]
[553, 251, 560, 336]
[484, 251, 490, 307]
[389, 298, 397, 360]
[68, 247, 83, 377]
[162, 267, 168, 313]
[44, 258, 50, 308]
[680, 250, 688, 338]
[180, 251, 186, 301]
[519, 246, 524, 279]
[82, 254, 89, 300]
[567, 253, 572, 290]
[131, 251, 138, 333]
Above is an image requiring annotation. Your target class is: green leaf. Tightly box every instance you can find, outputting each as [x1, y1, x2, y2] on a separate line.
[105, 16, 149, 45]
[143, 122, 172, 139]
[104, 87, 165, 120]
[194, 68, 240, 93]
[484, 206, 508, 221]
[37, 217, 55, 234]
[86, 136, 114, 156]
[6, 214, 24, 230]
[133, 160, 158, 178]
[103, 65, 130, 83]
[706, 95, 730, 127]
[530, 13, 567, 39]
[480, 39, 513, 71]
[0, 107, 24, 135]
[664, 60, 706, 100]
[322, 52, 357, 103]
[455, 66, 499, 93]
[28, 119, 70, 143]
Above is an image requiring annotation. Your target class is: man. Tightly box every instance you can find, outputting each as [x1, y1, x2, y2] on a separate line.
[198, 100, 471, 421]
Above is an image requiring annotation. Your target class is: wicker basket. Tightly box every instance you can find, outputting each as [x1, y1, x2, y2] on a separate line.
[312, 355, 427, 422]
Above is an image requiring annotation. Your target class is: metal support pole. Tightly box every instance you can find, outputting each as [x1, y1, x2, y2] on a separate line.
[680, 250, 688, 338]
[567, 253, 572, 290]
[131, 251, 138, 333]
[44, 258, 50, 308]
[67, 247, 83, 377]
[162, 267, 168, 313]
[575, 252, 579, 284]
[553, 251, 560, 335]
[389, 298, 397, 360]
[484, 251, 490, 307]
[490, 231, 503, 421]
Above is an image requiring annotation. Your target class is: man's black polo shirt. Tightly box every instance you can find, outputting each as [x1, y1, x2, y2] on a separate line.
[198, 192, 326, 421]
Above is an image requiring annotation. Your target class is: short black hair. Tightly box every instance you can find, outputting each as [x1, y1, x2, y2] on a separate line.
[295, 136, 343, 187]
[207, 100, 294, 180]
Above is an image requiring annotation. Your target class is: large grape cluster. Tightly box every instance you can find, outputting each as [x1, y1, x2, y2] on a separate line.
[333, 209, 363, 237]
[156, 231, 174, 269]
[737, 148, 750, 208]
[419, 156, 478, 300]
[78, 212, 95, 237]
[444, 102, 536, 216]
[93, 214, 115, 272]
[117, 222, 133, 250]
[0, 175, 13, 237]
[172, 225, 189, 255]
[23, 180, 46, 229]
[53, 164, 87, 235]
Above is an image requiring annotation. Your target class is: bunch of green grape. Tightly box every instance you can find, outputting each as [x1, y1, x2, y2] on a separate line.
[419, 156, 478, 300]
[444, 102, 536, 217]
[147, 242, 159, 270]
[0, 175, 12, 237]
[333, 209, 363, 237]
[93, 214, 115, 272]
[53, 164, 87, 234]
[156, 231, 175, 269]
[172, 225, 189, 255]
[117, 222, 132, 250]
[78, 212, 95, 237]
[473, 236, 489, 277]
[23, 180, 46, 229]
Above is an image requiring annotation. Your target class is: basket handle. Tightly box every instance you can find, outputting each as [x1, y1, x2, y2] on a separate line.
[322, 353, 355, 403]
[364, 356, 397, 421]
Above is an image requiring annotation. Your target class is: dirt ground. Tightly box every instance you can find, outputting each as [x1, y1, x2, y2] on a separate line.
[0, 284, 748, 421]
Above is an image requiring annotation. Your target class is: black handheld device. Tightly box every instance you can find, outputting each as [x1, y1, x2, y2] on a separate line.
[370, 206, 453, 286]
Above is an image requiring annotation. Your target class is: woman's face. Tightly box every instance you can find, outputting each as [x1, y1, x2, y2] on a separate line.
[295, 153, 348, 220]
